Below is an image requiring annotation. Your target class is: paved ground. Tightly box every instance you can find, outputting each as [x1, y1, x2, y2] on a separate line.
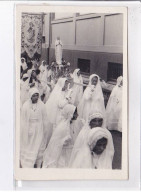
[110, 130, 122, 169]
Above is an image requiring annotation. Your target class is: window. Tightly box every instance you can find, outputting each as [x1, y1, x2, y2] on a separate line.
[77, 58, 90, 75]
[107, 62, 123, 82]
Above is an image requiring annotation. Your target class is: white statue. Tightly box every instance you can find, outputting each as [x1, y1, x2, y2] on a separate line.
[55, 37, 63, 66]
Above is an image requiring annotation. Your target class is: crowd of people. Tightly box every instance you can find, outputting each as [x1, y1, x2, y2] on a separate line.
[20, 57, 123, 169]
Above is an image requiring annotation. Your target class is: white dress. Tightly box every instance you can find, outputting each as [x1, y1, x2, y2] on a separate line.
[71, 69, 83, 106]
[45, 78, 72, 126]
[42, 104, 76, 168]
[20, 78, 30, 106]
[20, 98, 47, 168]
[58, 117, 85, 168]
[78, 74, 105, 121]
[106, 76, 123, 132]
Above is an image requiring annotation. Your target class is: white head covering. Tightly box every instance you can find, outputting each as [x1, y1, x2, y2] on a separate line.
[45, 77, 67, 124]
[79, 113, 104, 135]
[43, 104, 76, 168]
[73, 69, 80, 77]
[22, 73, 29, 79]
[117, 76, 123, 87]
[41, 60, 46, 65]
[21, 57, 25, 62]
[69, 113, 103, 167]
[78, 74, 105, 121]
[87, 127, 109, 149]
[87, 127, 114, 168]
[72, 68, 83, 83]
[21, 58, 27, 70]
[69, 127, 114, 169]
[88, 74, 99, 85]
[105, 76, 123, 131]
[109, 76, 123, 98]
[88, 112, 103, 124]
[88, 74, 103, 101]
[29, 87, 39, 99]
[61, 104, 76, 120]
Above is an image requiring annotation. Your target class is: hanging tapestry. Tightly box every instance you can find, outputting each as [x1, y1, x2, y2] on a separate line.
[21, 13, 43, 59]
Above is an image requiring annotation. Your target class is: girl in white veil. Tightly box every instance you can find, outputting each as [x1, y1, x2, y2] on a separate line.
[78, 74, 105, 121]
[69, 112, 104, 167]
[20, 87, 47, 168]
[20, 73, 30, 107]
[21, 57, 27, 71]
[45, 77, 72, 126]
[39, 60, 47, 84]
[69, 113, 114, 169]
[106, 76, 123, 132]
[71, 69, 83, 106]
[42, 104, 76, 168]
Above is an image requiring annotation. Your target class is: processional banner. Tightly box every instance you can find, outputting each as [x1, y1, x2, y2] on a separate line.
[21, 13, 43, 59]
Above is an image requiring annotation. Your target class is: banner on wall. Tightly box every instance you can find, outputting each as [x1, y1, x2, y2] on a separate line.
[21, 13, 43, 59]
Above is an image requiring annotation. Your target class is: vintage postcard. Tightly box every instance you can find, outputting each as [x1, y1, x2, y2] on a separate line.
[15, 4, 128, 180]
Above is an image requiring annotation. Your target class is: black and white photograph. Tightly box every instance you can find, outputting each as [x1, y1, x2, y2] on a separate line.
[15, 5, 128, 180]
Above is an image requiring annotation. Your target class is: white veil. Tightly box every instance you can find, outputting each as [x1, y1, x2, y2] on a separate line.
[69, 113, 104, 168]
[78, 74, 105, 120]
[72, 69, 83, 83]
[69, 126, 114, 169]
[42, 104, 76, 168]
[106, 76, 123, 131]
[45, 77, 67, 124]
[88, 74, 104, 100]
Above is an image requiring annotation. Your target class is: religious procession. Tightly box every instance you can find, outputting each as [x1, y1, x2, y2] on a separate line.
[20, 37, 123, 169]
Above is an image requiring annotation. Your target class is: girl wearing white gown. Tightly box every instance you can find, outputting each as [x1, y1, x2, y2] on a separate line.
[78, 74, 105, 121]
[45, 77, 73, 126]
[20, 88, 47, 168]
[20, 73, 30, 107]
[42, 104, 76, 168]
[39, 60, 47, 83]
[71, 69, 83, 107]
[106, 76, 123, 132]
[38, 61, 51, 103]
[21, 57, 28, 78]
[69, 113, 114, 169]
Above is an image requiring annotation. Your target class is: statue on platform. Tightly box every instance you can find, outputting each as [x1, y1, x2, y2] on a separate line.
[55, 36, 63, 67]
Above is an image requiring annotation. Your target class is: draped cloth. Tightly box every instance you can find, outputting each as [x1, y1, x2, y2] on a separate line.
[69, 127, 114, 169]
[42, 104, 76, 168]
[21, 13, 43, 59]
[20, 88, 47, 168]
[71, 69, 83, 106]
[106, 76, 123, 132]
[70, 118, 85, 144]
[78, 74, 105, 122]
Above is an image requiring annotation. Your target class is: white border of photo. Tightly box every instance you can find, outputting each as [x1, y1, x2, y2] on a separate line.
[0, 0, 140, 190]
